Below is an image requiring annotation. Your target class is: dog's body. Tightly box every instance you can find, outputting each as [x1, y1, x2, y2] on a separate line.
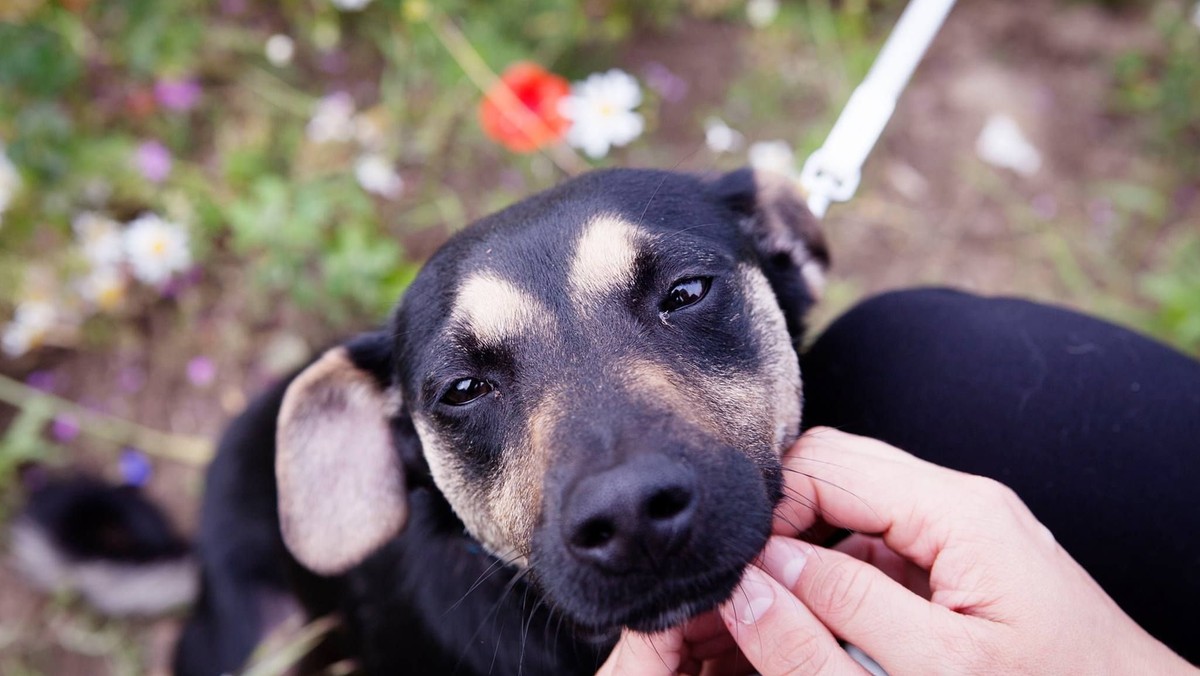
[168, 167, 828, 675]
[176, 365, 611, 675]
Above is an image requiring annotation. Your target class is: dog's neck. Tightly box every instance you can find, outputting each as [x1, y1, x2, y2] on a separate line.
[332, 485, 613, 675]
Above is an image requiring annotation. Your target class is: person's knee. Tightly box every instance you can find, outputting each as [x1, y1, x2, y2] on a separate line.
[807, 287, 979, 364]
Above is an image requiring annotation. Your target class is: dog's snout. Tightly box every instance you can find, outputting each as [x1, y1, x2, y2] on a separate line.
[562, 456, 697, 573]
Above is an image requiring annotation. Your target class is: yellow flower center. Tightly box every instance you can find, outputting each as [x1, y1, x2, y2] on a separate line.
[98, 284, 123, 310]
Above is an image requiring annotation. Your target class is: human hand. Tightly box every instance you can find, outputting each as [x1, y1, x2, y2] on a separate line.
[599, 428, 1195, 675]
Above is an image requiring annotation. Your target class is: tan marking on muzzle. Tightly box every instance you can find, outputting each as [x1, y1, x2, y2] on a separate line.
[737, 264, 803, 453]
[451, 273, 554, 344]
[569, 215, 641, 301]
[620, 358, 768, 450]
[487, 402, 561, 560]
[412, 415, 529, 566]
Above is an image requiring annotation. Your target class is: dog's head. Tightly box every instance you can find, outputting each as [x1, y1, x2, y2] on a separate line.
[274, 168, 828, 633]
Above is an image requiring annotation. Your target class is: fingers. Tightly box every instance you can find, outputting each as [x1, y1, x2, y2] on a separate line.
[596, 615, 749, 676]
[758, 536, 970, 674]
[681, 611, 739, 662]
[834, 534, 931, 599]
[596, 628, 686, 676]
[775, 428, 1032, 569]
[719, 565, 870, 676]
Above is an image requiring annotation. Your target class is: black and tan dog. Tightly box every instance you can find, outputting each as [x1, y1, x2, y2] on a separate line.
[21, 167, 828, 675]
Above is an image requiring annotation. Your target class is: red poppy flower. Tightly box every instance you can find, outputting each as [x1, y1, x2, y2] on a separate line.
[479, 62, 571, 153]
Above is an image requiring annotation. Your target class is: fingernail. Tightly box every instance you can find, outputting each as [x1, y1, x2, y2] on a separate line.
[764, 537, 811, 588]
[725, 566, 775, 625]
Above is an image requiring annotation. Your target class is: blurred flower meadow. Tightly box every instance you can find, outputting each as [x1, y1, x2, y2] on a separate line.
[1, 0, 1199, 671]
[1, 0, 829, 363]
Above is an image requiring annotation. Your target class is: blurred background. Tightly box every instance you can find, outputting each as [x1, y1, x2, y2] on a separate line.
[0, 0, 1198, 673]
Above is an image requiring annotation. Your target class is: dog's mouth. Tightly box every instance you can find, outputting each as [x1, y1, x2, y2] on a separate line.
[556, 561, 749, 636]
[529, 446, 783, 639]
[616, 564, 747, 632]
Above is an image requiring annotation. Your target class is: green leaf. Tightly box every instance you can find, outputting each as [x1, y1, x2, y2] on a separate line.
[0, 396, 57, 486]
[0, 23, 83, 98]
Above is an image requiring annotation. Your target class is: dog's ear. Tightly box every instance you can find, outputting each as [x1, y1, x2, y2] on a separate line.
[710, 167, 830, 338]
[275, 333, 409, 576]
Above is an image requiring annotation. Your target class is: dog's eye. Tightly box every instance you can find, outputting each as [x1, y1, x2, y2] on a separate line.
[440, 378, 494, 406]
[661, 277, 711, 313]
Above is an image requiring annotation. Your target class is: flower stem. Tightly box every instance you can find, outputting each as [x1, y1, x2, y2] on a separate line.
[241, 615, 341, 676]
[0, 373, 213, 466]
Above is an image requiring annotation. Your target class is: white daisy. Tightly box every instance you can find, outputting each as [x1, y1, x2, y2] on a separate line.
[123, 214, 192, 286]
[2, 299, 56, 357]
[265, 34, 295, 67]
[746, 0, 780, 28]
[76, 266, 127, 311]
[354, 113, 388, 150]
[559, 69, 645, 159]
[331, 0, 373, 10]
[975, 114, 1041, 177]
[73, 212, 125, 267]
[306, 93, 357, 144]
[0, 142, 21, 226]
[748, 140, 796, 176]
[354, 154, 403, 199]
[704, 118, 743, 154]
[3, 321, 39, 357]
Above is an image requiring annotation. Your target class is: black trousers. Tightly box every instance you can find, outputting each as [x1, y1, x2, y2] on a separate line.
[800, 288, 1200, 664]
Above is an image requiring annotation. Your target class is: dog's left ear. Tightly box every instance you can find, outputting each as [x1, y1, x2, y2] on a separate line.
[275, 333, 409, 576]
[710, 167, 830, 337]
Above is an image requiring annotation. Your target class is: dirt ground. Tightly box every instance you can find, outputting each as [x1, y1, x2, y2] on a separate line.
[2, 1, 1196, 673]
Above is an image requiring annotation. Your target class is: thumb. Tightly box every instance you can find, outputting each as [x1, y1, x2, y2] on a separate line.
[759, 537, 957, 674]
[719, 565, 865, 675]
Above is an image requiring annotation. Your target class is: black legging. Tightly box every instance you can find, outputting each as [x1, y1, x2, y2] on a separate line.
[799, 288, 1200, 664]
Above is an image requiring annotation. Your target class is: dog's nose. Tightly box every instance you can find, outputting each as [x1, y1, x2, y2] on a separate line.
[562, 455, 697, 573]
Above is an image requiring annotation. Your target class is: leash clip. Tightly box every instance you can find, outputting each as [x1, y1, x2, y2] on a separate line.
[800, 0, 957, 218]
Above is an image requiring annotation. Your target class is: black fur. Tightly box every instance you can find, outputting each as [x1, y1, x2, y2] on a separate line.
[173, 168, 824, 675]
[21, 474, 189, 564]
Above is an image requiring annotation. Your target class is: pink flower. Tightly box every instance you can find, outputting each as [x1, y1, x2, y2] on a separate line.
[134, 141, 172, 183]
[186, 356, 216, 387]
[117, 365, 146, 394]
[154, 78, 202, 112]
[50, 414, 80, 442]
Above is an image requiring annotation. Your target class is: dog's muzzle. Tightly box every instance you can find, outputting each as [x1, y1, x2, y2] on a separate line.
[532, 443, 780, 633]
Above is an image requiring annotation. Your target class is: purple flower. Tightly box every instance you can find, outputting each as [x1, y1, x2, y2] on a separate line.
[186, 356, 216, 387]
[26, 370, 57, 393]
[219, 0, 247, 15]
[1031, 193, 1058, 220]
[1088, 198, 1116, 228]
[154, 78, 202, 112]
[119, 448, 153, 487]
[159, 265, 202, 299]
[642, 62, 688, 103]
[134, 141, 172, 183]
[50, 414, 80, 442]
[117, 365, 146, 394]
[319, 50, 349, 75]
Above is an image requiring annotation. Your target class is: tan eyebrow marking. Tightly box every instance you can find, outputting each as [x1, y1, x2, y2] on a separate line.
[568, 215, 641, 301]
[451, 273, 553, 344]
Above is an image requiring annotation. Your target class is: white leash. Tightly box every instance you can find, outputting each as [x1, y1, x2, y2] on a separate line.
[799, 0, 958, 218]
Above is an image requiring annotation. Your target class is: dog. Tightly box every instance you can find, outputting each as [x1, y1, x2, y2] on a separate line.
[16, 167, 829, 675]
